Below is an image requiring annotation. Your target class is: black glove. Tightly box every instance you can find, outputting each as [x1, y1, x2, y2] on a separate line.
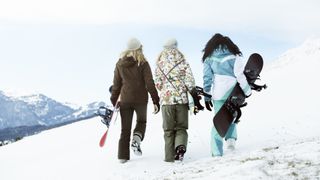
[193, 97, 204, 114]
[153, 102, 160, 114]
[190, 88, 204, 115]
[205, 101, 213, 111]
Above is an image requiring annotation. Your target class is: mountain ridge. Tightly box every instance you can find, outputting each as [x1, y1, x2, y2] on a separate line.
[266, 38, 320, 70]
[0, 90, 105, 141]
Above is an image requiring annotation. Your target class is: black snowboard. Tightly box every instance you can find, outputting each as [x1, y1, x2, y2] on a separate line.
[213, 53, 266, 137]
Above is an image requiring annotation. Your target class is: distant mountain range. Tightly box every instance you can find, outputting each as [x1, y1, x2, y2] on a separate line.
[0, 91, 106, 141]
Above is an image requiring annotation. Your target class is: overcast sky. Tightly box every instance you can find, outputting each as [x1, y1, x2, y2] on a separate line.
[1, 0, 320, 105]
[1, 0, 320, 40]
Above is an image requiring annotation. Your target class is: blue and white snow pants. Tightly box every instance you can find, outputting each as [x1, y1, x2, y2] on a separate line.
[211, 100, 237, 156]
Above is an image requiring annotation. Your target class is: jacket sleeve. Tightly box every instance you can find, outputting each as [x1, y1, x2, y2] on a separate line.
[182, 61, 196, 92]
[203, 58, 213, 101]
[110, 63, 122, 106]
[143, 62, 160, 104]
[154, 62, 164, 91]
[234, 56, 252, 96]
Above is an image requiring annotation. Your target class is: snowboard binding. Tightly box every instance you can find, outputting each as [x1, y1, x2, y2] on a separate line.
[226, 95, 247, 124]
[244, 69, 267, 92]
[96, 106, 114, 127]
[195, 86, 212, 99]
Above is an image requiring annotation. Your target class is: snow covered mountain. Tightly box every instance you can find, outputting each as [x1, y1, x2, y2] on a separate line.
[0, 91, 105, 141]
[59, 101, 107, 123]
[267, 38, 320, 69]
[0, 38, 319, 179]
[0, 91, 43, 128]
[14, 93, 75, 125]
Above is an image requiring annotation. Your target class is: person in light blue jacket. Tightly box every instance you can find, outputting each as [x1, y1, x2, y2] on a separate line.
[202, 33, 252, 156]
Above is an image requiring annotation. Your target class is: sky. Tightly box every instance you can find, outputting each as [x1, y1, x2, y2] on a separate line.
[1, 0, 320, 105]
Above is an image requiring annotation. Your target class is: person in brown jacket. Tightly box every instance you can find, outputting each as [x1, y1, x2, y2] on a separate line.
[110, 38, 160, 164]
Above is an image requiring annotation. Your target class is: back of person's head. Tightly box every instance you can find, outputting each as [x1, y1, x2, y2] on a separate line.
[202, 33, 242, 62]
[121, 38, 147, 66]
[157, 38, 185, 63]
[163, 38, 178, 49]
[127, 38, 142, 51]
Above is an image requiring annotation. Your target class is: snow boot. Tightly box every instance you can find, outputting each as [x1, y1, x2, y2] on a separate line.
[226, 138, 236, 150]
[174, 145, 186, 161]
[119, 159, 128, 164]
[131, 134, 142, 156]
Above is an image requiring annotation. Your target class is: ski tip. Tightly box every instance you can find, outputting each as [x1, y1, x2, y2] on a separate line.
[99, 138, 105, 147]
[99, 130, 108, 147]
[99, 139, 106, 147]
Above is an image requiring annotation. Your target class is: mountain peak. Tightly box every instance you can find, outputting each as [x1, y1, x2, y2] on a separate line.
[0, 89, 102, 132]
[296, 38, 320, 56]
[19, 93, 50, 104]
[268, 38, 320, 70]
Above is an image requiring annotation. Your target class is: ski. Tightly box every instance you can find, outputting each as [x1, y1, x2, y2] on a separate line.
[97, 98, 120, 147]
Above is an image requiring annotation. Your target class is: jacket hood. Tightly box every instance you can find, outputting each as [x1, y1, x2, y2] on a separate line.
[158, 48, 185, 64]
[118, 56, 137, 67]
[212, 45, 232, 58]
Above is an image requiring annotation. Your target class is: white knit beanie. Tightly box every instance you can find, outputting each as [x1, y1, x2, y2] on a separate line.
[164, 38, 178, 48]
[127, 38, 142, 51]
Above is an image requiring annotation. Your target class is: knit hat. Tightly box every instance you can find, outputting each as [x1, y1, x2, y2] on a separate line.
[164, 38, 178, 48]
[127, 38, 142, 51]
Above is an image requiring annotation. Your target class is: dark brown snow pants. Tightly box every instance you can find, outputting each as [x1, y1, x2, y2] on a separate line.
[118, 103, 147, 160]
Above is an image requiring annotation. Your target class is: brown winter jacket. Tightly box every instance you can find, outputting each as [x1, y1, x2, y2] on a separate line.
[110, 56, 159, 106]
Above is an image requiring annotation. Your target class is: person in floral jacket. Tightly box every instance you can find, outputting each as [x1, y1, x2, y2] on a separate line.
[154, 38, 202, 162]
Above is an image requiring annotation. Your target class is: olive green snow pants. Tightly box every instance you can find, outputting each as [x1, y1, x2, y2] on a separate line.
[161, 104, 189, 162]
[118, 103, 147, 160]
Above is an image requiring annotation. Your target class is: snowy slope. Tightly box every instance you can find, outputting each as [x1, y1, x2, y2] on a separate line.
[238, 38, 320, 150]
[1, 39, 320, 180]
[1, 117, 319, 180]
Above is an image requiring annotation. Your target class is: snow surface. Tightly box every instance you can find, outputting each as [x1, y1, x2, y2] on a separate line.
[1, 39, 320, 179]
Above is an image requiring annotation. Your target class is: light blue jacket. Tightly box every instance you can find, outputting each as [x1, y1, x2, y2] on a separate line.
[203, 46, 251, 101]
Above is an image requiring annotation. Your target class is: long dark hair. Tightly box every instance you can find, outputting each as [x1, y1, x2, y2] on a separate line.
[202, 33, 242, 62]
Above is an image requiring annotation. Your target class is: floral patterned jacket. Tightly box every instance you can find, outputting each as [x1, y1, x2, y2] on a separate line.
[154, 48, 195, 105]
